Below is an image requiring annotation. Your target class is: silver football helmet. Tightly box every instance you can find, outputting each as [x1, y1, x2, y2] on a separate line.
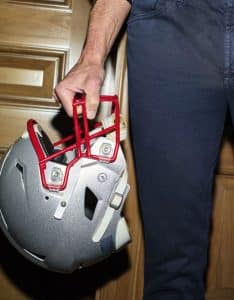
[0, 95, 130, 273]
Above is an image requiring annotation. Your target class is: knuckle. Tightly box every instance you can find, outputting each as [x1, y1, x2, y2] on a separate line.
[86, 78, 102, 90]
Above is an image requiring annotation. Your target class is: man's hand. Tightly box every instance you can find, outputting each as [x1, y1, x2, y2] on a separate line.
[54, 60, 105, 119]
[54, 0, 131, 119]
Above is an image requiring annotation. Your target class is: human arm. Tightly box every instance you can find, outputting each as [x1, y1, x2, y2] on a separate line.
[54, 0, 131, 118]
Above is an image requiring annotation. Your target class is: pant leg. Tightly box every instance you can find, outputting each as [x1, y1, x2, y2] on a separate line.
[224, 0, 234, 125]
[127, 1, 227, 299]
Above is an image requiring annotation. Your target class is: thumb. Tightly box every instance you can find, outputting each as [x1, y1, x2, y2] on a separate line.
[85, 91, 100, 120]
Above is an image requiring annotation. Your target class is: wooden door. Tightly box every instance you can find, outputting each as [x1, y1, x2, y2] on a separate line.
[0, 1, 97, 299]
[205, 117, 234, 300]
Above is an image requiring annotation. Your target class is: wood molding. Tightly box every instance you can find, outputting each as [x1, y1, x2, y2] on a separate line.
[217, 139, 234, 176]
[69, 0, 91, 67]
[205, 288, 234, 300]
[206, 175, 234, 291]
[0, 45, 68, 109]
[8, 0, 72, 10]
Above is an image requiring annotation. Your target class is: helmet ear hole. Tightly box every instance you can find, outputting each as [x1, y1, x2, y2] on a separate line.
[37, 129, 67, 164]
[84, 188, 98, 221]
[37, 129, 54, 157]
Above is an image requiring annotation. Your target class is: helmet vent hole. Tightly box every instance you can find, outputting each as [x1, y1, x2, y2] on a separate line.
[16, 162, 23, 174]
[16, 162, 25, 191]
[45, 196, 49, 200]
[84, 188, 98, 220]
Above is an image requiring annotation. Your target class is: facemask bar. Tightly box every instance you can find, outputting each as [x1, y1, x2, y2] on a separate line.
[72, 94, 120, 161]
[27, 94, 120, 191]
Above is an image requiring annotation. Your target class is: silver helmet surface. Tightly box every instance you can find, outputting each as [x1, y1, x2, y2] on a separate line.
[0, 95, 130, 273]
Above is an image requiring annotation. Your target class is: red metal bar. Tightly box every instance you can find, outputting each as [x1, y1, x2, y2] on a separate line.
[27, 94, 121, 191]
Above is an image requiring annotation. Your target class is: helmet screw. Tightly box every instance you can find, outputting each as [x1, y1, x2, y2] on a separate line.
[100, 143, 112, 156]
[61, 201, 67, 207]
[98, 173, 108, 183]
[51, 167, 63, 183]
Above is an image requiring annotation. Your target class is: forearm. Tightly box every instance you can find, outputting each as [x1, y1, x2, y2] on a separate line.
[79, 0, 131, 65]
[55, 0, 131, 117]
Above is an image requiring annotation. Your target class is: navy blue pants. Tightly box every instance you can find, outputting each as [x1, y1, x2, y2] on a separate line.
[127, 0, 234, 299]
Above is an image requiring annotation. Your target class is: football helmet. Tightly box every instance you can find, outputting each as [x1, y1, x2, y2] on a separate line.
[0, 95, 130, 273]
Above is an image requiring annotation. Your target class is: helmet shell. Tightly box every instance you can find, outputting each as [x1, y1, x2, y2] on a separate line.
[0, 134, 130, 273]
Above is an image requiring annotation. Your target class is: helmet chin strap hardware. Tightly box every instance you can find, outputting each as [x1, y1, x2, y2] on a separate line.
[27, 94, 121, 191]
[92, 168, 130, 243]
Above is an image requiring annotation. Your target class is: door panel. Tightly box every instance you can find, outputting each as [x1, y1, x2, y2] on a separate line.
[0, 2, 71, 48]
[0, 46, 67, 106]
[205, 133, 234, 299]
